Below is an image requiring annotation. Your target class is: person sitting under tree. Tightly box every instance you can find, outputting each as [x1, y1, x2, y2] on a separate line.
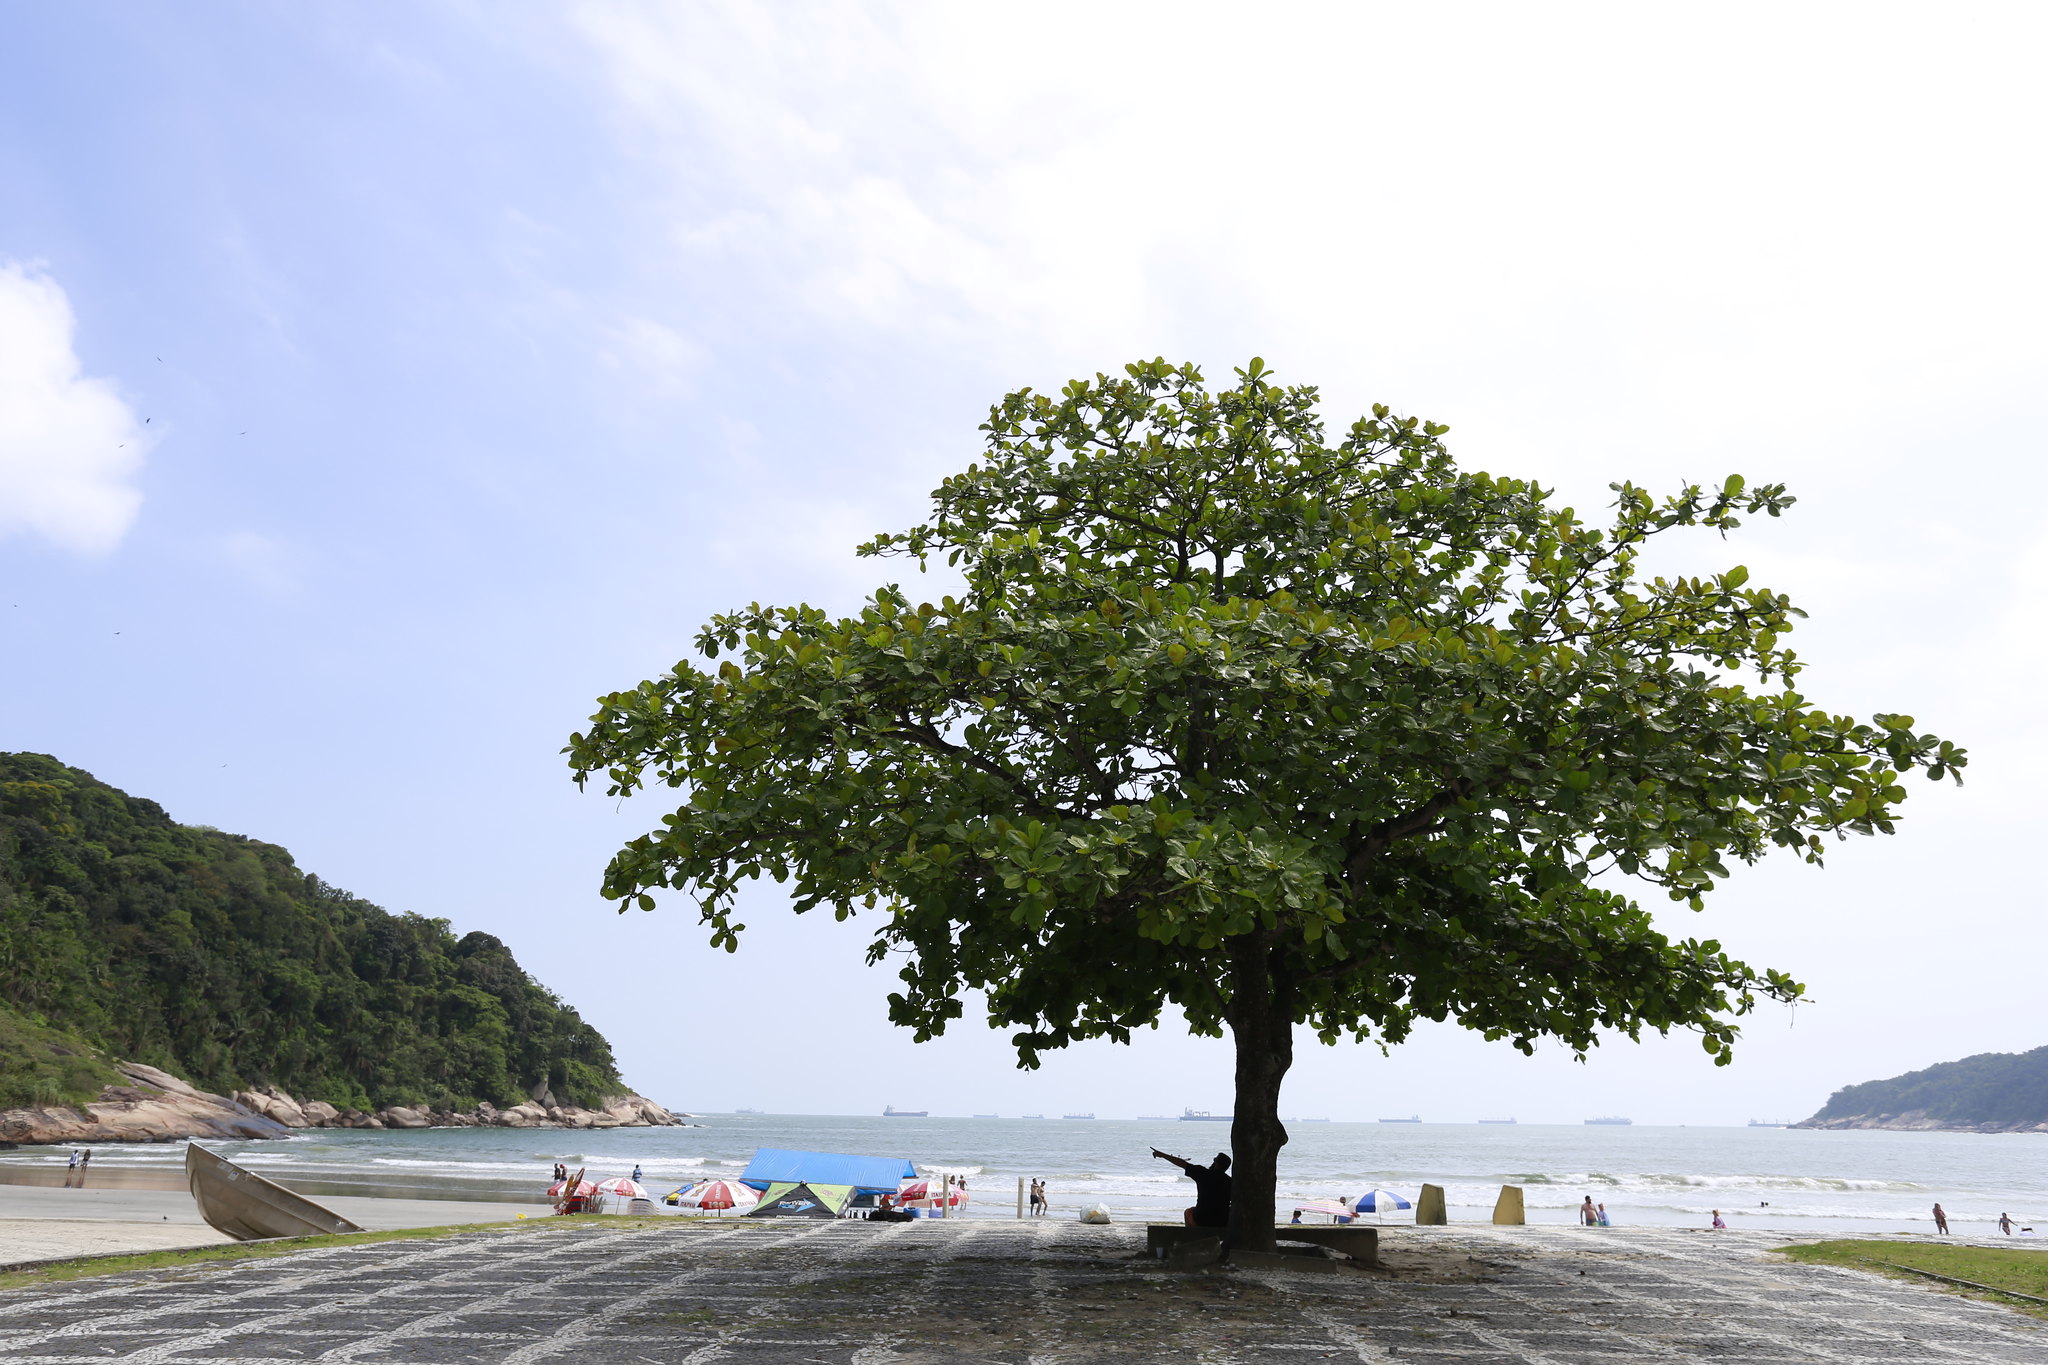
[1152, 1149, 1231, 1229]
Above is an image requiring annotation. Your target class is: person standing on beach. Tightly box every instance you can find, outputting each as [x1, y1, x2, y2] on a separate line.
[1933, 1203, 1949, 1235]
[1596, 1203, 1610, 1227]
[1580, 1196, 1597, 1225]
[1152, 1149, 1231, 1229]
[2001, 1212, 2016, 1235]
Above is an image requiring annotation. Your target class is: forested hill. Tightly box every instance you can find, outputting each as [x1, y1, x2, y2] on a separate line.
[0, 752, 623, 1112]
[1801, 1045, 2048, 1131]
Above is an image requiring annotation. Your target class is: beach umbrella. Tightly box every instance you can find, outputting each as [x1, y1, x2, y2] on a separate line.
[547, 1178, 598, 1199]
[672, 1179, 757, 1211]
[1353, 1189, 1412, 1219]
[898, 1178, 969, 1208]
[594, 1178, 648, 1200]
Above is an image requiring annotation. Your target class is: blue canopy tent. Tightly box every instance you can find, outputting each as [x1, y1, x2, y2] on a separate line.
[739, 1148, 918, 1197]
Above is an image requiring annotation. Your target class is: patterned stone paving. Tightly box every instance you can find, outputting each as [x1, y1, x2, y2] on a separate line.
[0, 1219, 2042, 1363]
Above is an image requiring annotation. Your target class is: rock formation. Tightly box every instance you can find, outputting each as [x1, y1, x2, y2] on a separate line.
[0, 1062, 686, 1145]
[1793, 1111, 2048, 1134]
[0, 1063, 290, 1145]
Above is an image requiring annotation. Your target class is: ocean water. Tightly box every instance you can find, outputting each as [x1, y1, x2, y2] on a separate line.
[7, 1115, 2043, 1236]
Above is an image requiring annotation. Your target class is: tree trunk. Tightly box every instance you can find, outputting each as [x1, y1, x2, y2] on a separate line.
[1226, 939, 1294, 1252]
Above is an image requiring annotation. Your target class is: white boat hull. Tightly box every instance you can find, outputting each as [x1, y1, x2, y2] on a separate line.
[186, 1142, 366, 1241]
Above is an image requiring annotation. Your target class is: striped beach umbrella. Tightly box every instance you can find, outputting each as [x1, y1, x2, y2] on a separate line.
[897, 1178, 969, 1208]
[594, 1178, 649, 1200]
[671, 1179, 757, 1211]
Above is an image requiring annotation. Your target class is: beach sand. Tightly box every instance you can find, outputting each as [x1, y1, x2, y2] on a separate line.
[0, 1183, 546, 1267]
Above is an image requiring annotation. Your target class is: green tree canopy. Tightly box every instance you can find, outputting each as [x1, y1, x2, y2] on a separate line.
[569, 359, 1961, 1246]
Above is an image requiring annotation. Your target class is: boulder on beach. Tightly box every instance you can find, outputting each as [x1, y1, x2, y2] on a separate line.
[0, 1065, 291, 1145]
[0, 1057, 689, 1144]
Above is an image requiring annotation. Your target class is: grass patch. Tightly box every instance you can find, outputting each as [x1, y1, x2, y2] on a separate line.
[0, 1213, 717, 1291]
[0, 1005, 121, 1109]
[1777, 1240, 2048, 1316]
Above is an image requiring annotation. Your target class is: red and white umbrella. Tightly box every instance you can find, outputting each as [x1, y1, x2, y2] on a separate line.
[897, 1179, 969, 1208]
[548, 1178, 598, 1199]
[594, 1178, 649, 1199]
[673, 1179, 757, 1211]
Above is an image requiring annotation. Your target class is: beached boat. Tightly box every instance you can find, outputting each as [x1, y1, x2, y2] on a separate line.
[882, 1105, 928, 1118]
[185, 1142, 365, 1241]
[1179, 1108, 1232, 1122]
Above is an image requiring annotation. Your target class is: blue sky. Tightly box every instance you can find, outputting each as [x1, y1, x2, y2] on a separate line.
[4, 2, 2044, 1125]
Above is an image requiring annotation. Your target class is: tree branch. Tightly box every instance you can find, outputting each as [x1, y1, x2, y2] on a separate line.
[1344, 778, 1475, 884]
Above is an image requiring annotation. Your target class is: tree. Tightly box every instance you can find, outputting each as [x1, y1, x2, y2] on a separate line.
[568, 359, 1963, 1249]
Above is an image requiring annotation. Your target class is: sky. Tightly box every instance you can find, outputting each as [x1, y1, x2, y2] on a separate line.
[2, 1, 2043, 1127]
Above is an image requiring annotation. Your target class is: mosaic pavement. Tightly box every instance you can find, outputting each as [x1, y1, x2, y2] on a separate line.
[0, 1218, 2042, 1363]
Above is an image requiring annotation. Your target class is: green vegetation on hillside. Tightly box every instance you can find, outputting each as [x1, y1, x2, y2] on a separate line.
[1778, 1241, 2048, 1315]
[0, 753, 622, 1112]
[0, 1008, 121, 1110]
[1808, 1046, 2048, 1127]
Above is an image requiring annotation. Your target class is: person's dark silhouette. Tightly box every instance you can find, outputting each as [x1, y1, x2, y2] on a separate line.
[1152, 1149, 1231, 1228]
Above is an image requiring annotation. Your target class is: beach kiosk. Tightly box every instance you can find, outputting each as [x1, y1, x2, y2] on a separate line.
[738, 1147, 918, 1219]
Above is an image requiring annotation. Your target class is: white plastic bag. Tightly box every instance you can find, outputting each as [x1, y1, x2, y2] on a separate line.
[1078, 1203, 1113, 1224]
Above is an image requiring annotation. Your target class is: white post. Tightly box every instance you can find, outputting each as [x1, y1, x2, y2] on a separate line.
[1017, 1176, 1026, 1219]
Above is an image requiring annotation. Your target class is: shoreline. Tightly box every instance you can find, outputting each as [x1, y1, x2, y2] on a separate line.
[0, 1182, 546, 1268]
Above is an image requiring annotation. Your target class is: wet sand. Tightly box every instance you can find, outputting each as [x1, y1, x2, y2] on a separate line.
[0, 1183, 548, 1268]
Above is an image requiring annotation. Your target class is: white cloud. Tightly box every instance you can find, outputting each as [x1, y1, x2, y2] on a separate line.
[596, 315, 705, 398]
[567, 0, 2048, 482]
[0, 262, 150, 554]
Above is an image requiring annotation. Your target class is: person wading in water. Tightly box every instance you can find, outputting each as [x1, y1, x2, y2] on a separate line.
[1152, 1149, 1232, 1229]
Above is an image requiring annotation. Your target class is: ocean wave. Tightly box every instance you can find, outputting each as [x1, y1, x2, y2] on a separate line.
[1500, 1171, 1922, 1194]
[371, 1158, 566, 1173]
